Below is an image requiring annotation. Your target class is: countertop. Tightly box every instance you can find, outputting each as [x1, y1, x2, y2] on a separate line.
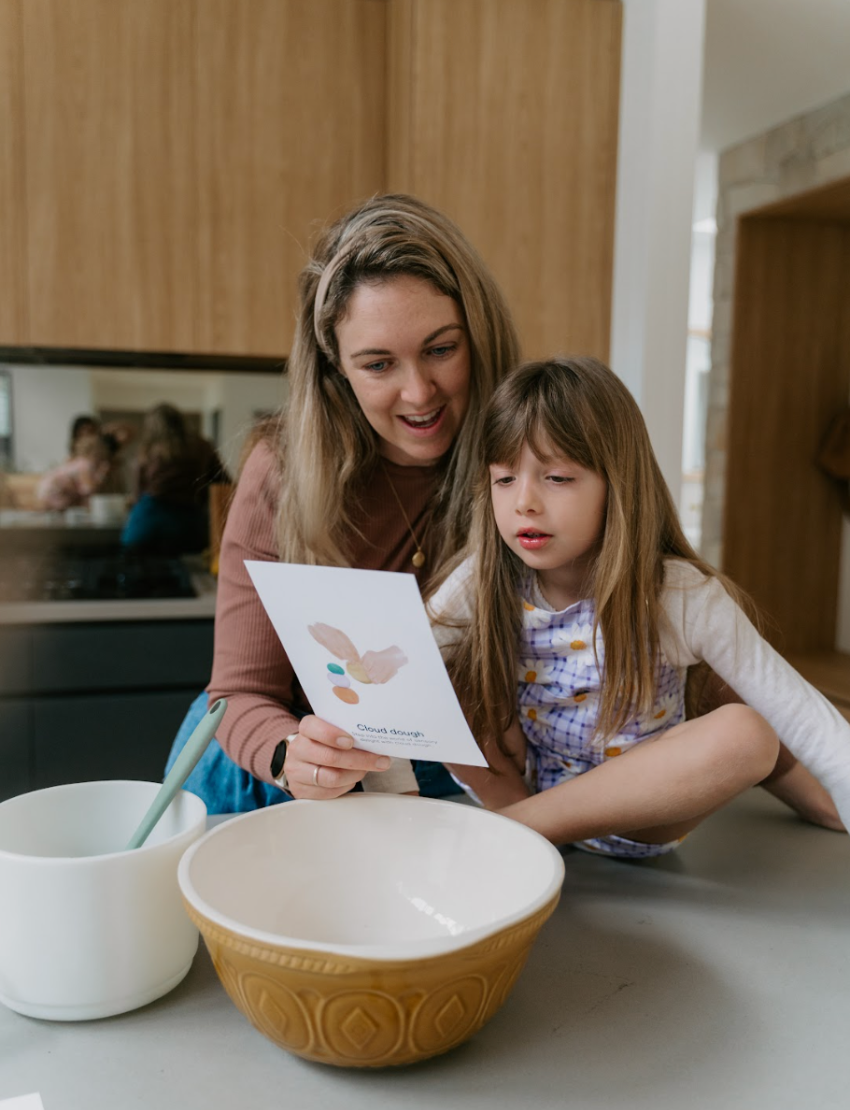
[1, 790, 848, 1110]
[0, 572, 217, 624]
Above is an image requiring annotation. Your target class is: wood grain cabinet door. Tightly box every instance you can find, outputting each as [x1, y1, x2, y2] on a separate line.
[10, 0, 386, 355]
[19, 0, 199, 353]
[193, 0, 386, 357]
[387, 0, 622, 361]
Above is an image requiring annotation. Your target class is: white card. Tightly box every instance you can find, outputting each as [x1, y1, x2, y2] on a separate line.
[245, 562, 486, 766]
[0, 1097, 46, 1110]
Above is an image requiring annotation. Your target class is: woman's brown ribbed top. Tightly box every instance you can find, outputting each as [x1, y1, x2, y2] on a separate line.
[207, 439, 439, 783]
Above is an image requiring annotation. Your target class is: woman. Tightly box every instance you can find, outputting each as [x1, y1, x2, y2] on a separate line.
[165, 193, 521, 810]
[122, 403, 230, 556]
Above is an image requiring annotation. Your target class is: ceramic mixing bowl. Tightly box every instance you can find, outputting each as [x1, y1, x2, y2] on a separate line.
[0, 780, 207, 1021]
[178, 794, 564, 1067]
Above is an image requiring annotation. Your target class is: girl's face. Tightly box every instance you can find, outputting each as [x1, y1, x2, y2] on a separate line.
[489, 441, 607, 607]
[334, 275, 471, 467]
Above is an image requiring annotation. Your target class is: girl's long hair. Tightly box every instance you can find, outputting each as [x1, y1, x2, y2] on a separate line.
[441, 357, 746, 754]
[277, 193, 520, 570]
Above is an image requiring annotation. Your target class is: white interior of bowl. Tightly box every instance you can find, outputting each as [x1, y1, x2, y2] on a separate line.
[179, 795, 564, 960]
[0, 781, 206, 860]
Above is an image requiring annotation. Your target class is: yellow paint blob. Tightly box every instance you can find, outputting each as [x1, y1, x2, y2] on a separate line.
[346, 660, 372, 684]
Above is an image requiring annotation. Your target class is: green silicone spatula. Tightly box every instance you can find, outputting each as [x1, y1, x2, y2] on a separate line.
[125, 697, 228, 850]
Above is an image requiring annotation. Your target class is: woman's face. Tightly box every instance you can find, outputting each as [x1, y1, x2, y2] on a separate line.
[334, 275, 471, 466]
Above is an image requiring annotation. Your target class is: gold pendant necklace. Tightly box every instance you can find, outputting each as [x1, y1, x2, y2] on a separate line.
[380, 458, 429, 568]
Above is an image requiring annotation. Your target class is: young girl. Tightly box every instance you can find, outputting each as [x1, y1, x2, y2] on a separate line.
[429, 357, 850, 855]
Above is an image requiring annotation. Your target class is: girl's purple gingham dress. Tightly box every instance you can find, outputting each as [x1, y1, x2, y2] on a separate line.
[518, 580, 687, 858]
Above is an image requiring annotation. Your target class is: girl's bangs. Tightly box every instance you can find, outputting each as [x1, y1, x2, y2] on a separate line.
[485, 387, 593, 471]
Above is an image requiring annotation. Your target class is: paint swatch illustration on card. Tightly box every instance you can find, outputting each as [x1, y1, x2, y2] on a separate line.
[308, 622, 409, 705]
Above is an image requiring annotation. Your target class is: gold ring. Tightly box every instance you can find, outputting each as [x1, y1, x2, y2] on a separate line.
[312, 765, 320, 787]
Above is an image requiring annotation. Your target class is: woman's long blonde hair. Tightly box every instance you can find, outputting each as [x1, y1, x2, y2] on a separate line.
[443, 356, 743, 754]
[277, 194, 520, 569]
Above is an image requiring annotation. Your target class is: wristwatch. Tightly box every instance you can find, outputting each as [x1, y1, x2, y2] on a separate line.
[271, 731, 299, 793]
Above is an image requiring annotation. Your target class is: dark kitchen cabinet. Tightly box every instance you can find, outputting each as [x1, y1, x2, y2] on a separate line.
[0, 619, 213, 801]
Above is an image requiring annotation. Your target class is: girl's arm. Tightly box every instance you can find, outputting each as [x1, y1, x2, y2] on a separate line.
[447, 717, 531, 810]
[664, 561, 850, 830]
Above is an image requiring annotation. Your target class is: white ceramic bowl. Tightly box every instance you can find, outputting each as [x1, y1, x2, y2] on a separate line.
[0, 780, 207, 1021]
[179, 794, 565, 1066]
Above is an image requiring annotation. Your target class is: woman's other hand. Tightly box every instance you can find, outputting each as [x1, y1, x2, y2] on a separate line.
[281, 714, 392, 799]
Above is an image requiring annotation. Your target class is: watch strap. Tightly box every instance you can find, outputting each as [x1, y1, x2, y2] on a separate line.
[272, 731, 299, 792]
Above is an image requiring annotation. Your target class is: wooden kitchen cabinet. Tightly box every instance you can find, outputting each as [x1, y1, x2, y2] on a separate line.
[0, 0, 27, 345]
[3, 0, 386, 356]
[192, 0, 386, 356]
[0, 0, 620, 360]
[0, 619, 213, 801]
[387, 0, 622, 361]
[18, 0, 199, 353]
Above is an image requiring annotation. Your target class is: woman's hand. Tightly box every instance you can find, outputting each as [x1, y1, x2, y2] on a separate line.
[281, 714, 393, 799]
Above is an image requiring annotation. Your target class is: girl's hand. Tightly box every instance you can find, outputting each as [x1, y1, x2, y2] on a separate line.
[281, 714, 392, 799]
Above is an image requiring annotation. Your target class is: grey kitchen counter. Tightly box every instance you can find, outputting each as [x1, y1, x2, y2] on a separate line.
[0, 591, 217, 625]
[1, 789, 848, 1110]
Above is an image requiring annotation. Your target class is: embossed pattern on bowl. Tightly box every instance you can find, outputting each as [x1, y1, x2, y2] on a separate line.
[178, 794, 564, 1067]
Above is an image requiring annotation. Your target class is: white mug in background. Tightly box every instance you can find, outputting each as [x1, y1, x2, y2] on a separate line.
[89, 493, 128, 526]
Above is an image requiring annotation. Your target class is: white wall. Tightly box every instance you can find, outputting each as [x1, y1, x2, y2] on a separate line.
[212, 373, 288, 476]
[609, 0, 707, 508]
[9, 365, 94, 472]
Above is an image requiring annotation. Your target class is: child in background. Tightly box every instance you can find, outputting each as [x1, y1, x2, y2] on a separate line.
[429, 357, 849, 855]
[37, 431, 117, 511]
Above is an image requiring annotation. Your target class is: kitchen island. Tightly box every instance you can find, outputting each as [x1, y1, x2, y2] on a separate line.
[1, 790, 847, 1110]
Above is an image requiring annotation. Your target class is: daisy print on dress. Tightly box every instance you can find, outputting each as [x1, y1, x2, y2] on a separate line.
[551, 620, 598, 669]
[517, 657, 558, 684]
[648, 690, 680, 726]
[520, 600, 554, 631]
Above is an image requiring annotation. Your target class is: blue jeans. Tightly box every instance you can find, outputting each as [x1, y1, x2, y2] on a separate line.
[165, 692, 462, 814]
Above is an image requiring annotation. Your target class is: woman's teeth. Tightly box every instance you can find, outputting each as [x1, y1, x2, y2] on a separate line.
[402, 408, 442, 428]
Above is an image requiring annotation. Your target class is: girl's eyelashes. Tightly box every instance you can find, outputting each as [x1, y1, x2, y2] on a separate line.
[362, 359, 390, 373]
[427, 343, 456, 359]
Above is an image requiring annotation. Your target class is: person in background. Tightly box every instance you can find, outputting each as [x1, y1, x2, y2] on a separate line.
[121, 402, 230, 556]
[68, 414, 99, 456]
[428, 357, 846, 849]
[37, 430, 120, 511]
